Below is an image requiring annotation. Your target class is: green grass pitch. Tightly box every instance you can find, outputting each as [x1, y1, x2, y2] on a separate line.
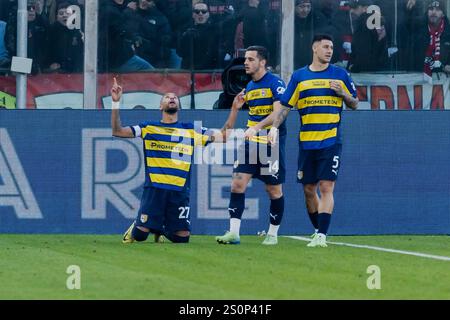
[0, 235, 449, 299]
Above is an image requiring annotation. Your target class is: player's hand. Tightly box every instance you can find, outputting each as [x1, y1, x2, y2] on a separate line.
[407, 0, 416, 10]
[127, 1, 137, 10]
[244, 127, 258, 140]
[330, 80, 345, 97]
[444, 65, 450, 73]
[49, 63, 61, 71]
[388, 47, 398, 58]
[342, 42, 352, 54]
[111, 77, 123, 102]
[232, 90, 245, 110]
[268, 127, 279, 146]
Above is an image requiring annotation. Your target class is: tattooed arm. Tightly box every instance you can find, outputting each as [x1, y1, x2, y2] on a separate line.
[267, 104, 291, 145]
[330, 80, 359, 110]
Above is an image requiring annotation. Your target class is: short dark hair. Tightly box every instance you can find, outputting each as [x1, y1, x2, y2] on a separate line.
[57, 1, 71, 11]
[246, 46, 269, 62]
[312, 34, 334, 45]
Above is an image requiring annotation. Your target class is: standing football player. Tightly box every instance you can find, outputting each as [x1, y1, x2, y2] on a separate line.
[215, 46, 287, 245]
[269, 34, 358, 247]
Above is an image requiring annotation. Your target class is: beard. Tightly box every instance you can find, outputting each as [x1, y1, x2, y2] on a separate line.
[164, 106, 179, 115]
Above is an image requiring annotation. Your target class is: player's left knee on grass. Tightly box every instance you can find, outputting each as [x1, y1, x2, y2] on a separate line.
[132, 226, 150, 242]
[166, 230, 190, 243]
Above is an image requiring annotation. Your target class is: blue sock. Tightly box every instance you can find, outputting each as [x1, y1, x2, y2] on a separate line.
[318, 213, 332, 235]
[228, 192, 245, 219]
[308, 211, 319, 229]
[132, 226, 149, 242]
[269, 196, 284, 225]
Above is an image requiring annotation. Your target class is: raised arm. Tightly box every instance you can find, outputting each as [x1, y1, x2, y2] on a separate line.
[210, 90, 245, 143]
[111, 78, 135, 138]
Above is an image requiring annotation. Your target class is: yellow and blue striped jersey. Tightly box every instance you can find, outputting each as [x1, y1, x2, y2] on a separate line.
[131, 121, 211, 191]
[245, 72, 286, 143]
[281, 65, 357, 150]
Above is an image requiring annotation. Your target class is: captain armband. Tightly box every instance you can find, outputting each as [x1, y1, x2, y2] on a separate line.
[131, 125, 142, 137]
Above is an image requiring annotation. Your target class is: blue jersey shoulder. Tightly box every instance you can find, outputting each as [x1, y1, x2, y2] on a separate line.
[247, 72, 284, 89]
[140, 121, 196, 129]
[292, 65, 350, 81]
[292, 66, 310, 80]
[329, 64, 352, 79]
[179, 122, 195, 130]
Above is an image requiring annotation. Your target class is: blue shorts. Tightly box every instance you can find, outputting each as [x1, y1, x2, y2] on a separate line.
[233, 135, 286, 185]
[297, 143, 342, 185]
[135, 186, 191, 234]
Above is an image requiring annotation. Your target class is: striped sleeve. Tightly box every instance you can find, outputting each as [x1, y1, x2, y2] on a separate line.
[280, 74, 300, 109]
[343, 72, 358, 98]
[271, 78, 286, 102]
[194, 126, 213, 147]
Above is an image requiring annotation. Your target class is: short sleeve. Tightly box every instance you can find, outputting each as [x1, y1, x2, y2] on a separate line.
[194, 126, 213, 147]
[131, 122, 151, 138]
[343, 72, 358, 98]
[271, 77, 286, 102]
[280, 74, 300, 109]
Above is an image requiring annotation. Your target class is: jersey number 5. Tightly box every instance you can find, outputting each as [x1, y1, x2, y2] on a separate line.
[332, 156, 339, 175]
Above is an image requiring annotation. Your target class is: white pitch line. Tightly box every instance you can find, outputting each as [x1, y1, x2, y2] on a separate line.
[287, 236, 450, 262]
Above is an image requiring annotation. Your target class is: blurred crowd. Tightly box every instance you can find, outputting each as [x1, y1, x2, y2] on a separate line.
[0, 0, 449, 76]
[295, 0, 450, 77]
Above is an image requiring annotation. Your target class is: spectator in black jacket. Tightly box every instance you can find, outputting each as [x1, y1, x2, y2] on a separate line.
[374, 0, 423, 71]
[333, 0, 371, 68]
[294, 0, 329, 69]
[155, 0, 192, 68]
[177, 2, 220, 70]
[349, 13, 389, 72]
[203, 0, 237, 67]
[236, 0, 269, 51]
[124, 0, 172, 68]
[5, 0, 49, 74]
[98, 0, 153, 73]
[46, 1, 83, 72]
